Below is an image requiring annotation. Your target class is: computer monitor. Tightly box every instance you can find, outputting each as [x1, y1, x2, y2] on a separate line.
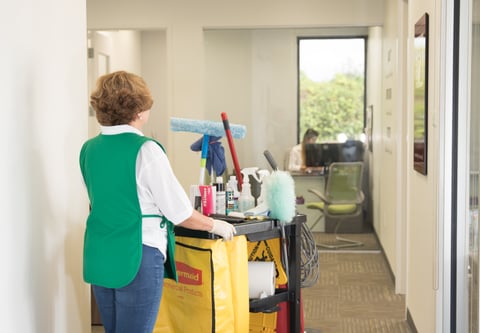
[339, 140, 364, 162]
[304, 143, 323, 167]
[318, 143, 340, 167]
[305, 143, 341, 168]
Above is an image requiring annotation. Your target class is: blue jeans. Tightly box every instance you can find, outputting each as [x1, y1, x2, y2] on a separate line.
[92, 245, 165, 333]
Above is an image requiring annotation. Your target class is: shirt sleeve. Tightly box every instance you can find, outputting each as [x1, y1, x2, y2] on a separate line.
[136, 141, 193, 225]
[288, 145, 302, 171]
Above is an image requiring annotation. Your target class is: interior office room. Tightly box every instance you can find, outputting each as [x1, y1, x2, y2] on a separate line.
[2, 0, 479, 332]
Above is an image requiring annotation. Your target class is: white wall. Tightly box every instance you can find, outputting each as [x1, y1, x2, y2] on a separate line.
[379, 0, 402, 278]
[141, 30, 169, 146]
[110, 31, 143, 74]
[204, 28, 303, 173]
[87, 30, 144, 138]
[377, 0, 441, 330]
[204, 30, 255, 172]
[366, 26, 384, 246]
[88, 30, 168, 145]
[406, 0, 442, 332]
[87, 0, 384, 189]
[0, 1, 90, 332]
[378, 0, 411, 296]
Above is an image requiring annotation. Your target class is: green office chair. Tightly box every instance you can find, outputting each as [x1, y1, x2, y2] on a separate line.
[306, 162, 364, 249]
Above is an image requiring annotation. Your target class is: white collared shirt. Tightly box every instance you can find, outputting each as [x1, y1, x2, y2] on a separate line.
[288, 144, 302, 171]
[100, 125, 193, 258]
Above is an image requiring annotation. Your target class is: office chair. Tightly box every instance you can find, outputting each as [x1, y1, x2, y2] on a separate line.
[305, 162, 364, 249]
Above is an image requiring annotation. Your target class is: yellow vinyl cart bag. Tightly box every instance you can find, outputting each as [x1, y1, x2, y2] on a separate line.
[154, 235, 249, 333]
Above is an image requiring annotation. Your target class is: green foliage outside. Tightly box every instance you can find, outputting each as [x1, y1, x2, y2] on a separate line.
[413, 85, 426, 140]
[413, 46, 426, 141]
[299, 71, 365, 142]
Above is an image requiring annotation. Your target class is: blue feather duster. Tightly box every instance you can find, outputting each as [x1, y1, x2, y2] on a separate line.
[264, 171, 296, 223]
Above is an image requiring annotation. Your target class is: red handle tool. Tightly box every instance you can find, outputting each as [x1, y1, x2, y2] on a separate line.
[221, 112, 243, 191]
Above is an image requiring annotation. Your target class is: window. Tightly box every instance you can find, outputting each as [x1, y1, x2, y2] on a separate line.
[298, 37, 366, 143]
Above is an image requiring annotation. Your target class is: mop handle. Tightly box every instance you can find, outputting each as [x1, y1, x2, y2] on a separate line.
[221, 112, 243, 190]
[199, 134, 209, 185]
[263, 150, 279, 171]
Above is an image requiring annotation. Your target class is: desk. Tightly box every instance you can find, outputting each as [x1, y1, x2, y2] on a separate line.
[175, 214, 305, 333]
[291, 172, 325, 232]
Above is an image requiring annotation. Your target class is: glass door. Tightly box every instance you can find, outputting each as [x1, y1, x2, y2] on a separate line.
[468, 1, 480, 331]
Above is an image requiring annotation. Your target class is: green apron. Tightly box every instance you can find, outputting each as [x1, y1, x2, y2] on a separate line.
[80, 132, 177, 288]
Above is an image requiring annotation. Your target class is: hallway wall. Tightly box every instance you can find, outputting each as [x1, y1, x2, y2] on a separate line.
[406, 0, 442, 331]
[0, 1, 90, 332]
[378, 0, 442, 330]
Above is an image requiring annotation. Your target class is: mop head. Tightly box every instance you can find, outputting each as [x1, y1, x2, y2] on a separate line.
[190, 136, 226, 176]
[170, 117, 246, 139]
[263, 171, 296, 224]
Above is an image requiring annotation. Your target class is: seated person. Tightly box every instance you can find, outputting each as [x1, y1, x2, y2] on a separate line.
[288, 128, 320, 172]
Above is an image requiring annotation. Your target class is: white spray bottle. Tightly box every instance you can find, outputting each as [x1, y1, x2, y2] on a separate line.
[244, 169, 271, 216]
[255, 169, 270, 205]
[238, 168, 256, 212]
[226, 175, 239, 214]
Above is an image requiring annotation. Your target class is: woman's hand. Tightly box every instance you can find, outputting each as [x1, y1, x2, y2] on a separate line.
[209, 219, 237, 240]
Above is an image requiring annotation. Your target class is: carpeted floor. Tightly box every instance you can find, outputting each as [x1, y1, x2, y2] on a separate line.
[302, 234, 412, 333]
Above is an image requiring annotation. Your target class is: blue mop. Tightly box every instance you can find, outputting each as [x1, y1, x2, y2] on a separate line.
[190, 135, 226, 177]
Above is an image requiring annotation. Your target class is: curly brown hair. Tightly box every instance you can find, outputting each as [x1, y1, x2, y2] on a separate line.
[90, 71, 154, 126]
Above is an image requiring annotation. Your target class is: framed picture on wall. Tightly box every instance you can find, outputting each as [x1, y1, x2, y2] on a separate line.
[413, 13, 429, 175]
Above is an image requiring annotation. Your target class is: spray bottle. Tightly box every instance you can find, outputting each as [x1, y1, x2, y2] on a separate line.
[226, 175, 238, 214]
[238, 168, 256, 212]
[254, 169, 270, 206]
[242, 169, 271, 216]
[214, 176, 226, 215]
